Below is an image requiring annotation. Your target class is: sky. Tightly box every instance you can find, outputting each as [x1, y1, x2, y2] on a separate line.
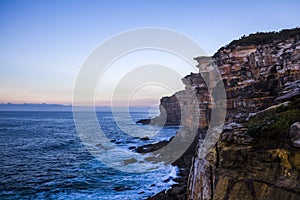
[0, 0, 299, 106]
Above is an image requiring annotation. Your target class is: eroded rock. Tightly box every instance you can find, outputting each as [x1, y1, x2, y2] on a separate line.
[147, 29, 300, 200]
[290, 122, 300, 147]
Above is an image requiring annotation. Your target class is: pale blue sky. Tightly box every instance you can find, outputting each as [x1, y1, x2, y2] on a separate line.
[0, 0, 299, 105]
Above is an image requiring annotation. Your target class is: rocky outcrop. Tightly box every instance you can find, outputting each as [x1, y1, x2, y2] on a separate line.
[138, 73, 212, 128]
[150, 91, 182, 126]
[136, 91, 183, 126]
[188, 28, 300, 200]
[212, 34, 300, 123]
[144, 29, 300, 126]
[146, 28, 300, 200]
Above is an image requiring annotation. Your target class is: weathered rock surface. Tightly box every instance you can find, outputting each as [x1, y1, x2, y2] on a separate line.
[188, 29, 300, 200]
[136, 91, 182, 126]
[274, 80, 300, 103]
[290, 122, 300, 148]
[138, 73, 211, 128]
[213, 34, 300, 123]
[146, 28, 300, 200]
[188, 123, 300, 199]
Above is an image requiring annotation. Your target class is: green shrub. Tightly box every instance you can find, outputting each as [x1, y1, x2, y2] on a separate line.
[223, 27, 300, 50]
[247, 109, 300, 139]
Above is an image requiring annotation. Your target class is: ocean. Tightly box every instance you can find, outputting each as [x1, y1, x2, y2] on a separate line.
[0, 111, 179, 199]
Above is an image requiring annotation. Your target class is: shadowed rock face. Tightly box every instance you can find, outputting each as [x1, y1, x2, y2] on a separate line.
[146, 28, 300, 200]
[152, 92, 182, 126]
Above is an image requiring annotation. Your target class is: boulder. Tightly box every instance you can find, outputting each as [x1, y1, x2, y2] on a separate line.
[290, 122, 300, 147]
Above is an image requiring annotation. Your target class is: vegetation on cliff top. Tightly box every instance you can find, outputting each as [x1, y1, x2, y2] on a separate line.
[221, 27, 300, 50]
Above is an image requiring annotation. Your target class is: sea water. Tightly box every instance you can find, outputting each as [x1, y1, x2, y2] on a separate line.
[0, 111, 178, 199]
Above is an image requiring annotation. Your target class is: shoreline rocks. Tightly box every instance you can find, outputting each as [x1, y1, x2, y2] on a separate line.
[145, 131, 200, 200]
[136, 118, 152, 125]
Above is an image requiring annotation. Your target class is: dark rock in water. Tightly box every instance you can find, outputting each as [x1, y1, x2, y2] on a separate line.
[140, 137, 150, 141]
[136, 118, 151, 124]
[138, 191, 145, 194]
[128, 146, 136, 150]
[150, 184, 156, 187]
[163, 178, 171, 183]
[110, 139, 116, 142]
[115, 141, 122, 144]
[136, 140, 170, 153]
[113, 185, 133, 191]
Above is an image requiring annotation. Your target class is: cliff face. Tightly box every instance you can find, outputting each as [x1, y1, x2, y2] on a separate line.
[213, 37, 300, 122]
[150, 73, 211, 129]
[154, 28, 300, 199]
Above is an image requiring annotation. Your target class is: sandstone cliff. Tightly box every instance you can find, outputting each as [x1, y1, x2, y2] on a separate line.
[149, 28, 300, 199]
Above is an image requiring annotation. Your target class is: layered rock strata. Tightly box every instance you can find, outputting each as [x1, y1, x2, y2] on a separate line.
[146, 28, 300, 200]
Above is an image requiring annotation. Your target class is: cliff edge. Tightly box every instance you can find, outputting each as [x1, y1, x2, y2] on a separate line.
[147, 28, 300, 199]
